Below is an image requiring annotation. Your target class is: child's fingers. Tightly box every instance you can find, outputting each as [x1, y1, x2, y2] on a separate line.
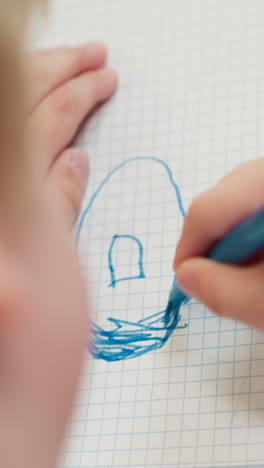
[177, 257, 264, 328]
[29, 43, 107, 111]
[50, 147, 89, 228]
[174, 158, 264, 269]
[30, 67, 118, 173]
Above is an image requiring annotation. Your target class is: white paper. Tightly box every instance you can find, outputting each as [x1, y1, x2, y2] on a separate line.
[39, 1, 264, 466]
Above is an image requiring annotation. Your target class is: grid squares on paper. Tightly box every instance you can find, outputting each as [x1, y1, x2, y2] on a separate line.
[38, 1, 264, 467]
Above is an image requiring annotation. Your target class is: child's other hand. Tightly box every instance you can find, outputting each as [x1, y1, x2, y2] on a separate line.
[174, 159, 264, 329]
[29, 42, 117, 227]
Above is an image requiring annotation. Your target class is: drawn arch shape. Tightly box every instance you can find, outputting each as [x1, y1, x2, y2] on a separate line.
[108, 235, 145, 288]
[77, 157, 188, 362]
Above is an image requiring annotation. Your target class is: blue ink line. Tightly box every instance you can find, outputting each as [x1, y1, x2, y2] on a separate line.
[77, 157, 187, 362]
[77, 157, 185, 242]
[108, 235, 145, 288]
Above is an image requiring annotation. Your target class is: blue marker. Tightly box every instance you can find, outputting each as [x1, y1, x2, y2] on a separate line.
[168, 206, 264, 307]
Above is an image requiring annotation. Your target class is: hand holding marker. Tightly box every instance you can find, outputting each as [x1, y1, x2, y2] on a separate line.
[171, 207, 264, 320]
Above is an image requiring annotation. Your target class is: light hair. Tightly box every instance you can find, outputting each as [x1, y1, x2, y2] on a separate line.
[0, 1, 44, 215]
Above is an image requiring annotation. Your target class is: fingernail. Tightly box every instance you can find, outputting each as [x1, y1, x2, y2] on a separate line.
[97, 68, 118, 91]
[85, 41, 106, 57]
[177, 270, 196, 299]
[69, 150, 89, 185]
[173, 242, 184, 270]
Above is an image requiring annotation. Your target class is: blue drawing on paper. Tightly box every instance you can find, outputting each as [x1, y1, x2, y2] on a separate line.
[108, 235, 145, 288]
[77, 157, 188, 361]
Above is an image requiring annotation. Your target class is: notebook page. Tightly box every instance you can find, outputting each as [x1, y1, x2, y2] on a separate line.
[38, 1, 264, 466]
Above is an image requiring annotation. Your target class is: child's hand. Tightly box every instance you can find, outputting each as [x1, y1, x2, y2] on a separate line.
[28, 42, 117, 227]
[174, 159, 264, 329]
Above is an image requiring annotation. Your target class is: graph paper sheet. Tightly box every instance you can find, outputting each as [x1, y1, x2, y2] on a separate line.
[39, 1, 264, 466]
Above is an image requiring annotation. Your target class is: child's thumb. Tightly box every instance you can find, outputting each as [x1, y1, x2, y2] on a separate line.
[176, 258, 264, 328]
[51, 148, 89, 229]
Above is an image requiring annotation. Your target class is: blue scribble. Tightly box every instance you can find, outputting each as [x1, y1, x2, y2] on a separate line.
[108, 235, 145, 288]
[77, 157, 188, 361]
[77, 157, 185, 240]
